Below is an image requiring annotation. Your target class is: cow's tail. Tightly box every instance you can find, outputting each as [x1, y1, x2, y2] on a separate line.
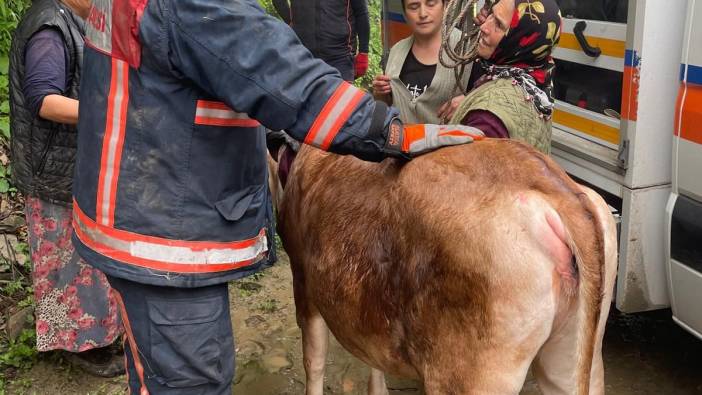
[561, 191, 607, 395]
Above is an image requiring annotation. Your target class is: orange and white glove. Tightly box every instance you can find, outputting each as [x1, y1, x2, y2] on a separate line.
[383, 118, 484, 158]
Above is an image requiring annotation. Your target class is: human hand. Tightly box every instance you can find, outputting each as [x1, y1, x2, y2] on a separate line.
[437, 95, 466, 123]
[354, 53, 369, 78]
[383, 120, 484, 158]
[372, 75, 392, 96]
[473, 5, 490, 26]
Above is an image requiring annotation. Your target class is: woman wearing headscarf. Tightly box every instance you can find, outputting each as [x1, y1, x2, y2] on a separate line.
[450, 0, 561, 154]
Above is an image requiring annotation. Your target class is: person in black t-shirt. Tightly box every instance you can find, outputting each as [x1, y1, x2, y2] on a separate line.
[372, 0, 469, 123]
[400, 49, 437, 101]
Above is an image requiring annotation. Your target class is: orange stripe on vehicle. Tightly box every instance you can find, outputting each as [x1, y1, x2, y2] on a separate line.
[113, 290, 149, 395]
[553, 109, 620, 145]
[558, 33, 626, 59]
[384, 21, 413, 48]
[676, 83, 702, 145]
[621, 65, 638, 121]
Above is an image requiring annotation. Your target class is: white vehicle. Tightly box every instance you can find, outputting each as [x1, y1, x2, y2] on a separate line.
[665, 0, 702, 340]
[381, 0, 702, 339]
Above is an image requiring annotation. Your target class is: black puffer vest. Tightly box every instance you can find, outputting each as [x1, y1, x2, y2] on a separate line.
[9, 0, 84, 205]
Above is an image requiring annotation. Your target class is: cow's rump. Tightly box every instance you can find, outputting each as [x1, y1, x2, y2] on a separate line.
[278, 139, 616, 394]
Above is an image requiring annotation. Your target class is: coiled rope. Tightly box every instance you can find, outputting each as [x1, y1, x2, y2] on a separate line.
[439, 0, 495, 94]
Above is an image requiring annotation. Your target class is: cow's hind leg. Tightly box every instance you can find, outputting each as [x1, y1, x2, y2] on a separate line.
[532, 258, 616, 394]
[367, 368, 389, 395]
[289, 256, 330, 395]
[532, 187, 618, 395]
[300, 308, 329, 395]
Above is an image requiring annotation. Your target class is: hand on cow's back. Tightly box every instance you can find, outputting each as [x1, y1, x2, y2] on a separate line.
[383, 121, 486, 159]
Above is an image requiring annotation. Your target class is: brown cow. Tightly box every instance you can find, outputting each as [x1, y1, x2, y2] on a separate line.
[272, 139, 618, 395]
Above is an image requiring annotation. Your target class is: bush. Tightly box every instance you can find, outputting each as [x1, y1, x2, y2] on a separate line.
[355, 0, 383, 92]
[1, 0, 31, 143]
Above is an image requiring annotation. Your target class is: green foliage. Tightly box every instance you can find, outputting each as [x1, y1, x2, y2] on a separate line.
[354, 0, 383, 92]
[2, 277, 25, 296]
[257, 298, 278, 313]
[0, 329, 38, 370]
[0, 0, 31, 55]
[0, 0, 27, 196]
[0, 162, 12, 193]
[1, 0, 32, 123]
[258, 0, 283, 19]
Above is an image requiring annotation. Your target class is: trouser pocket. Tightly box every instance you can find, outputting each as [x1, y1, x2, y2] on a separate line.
[147, 294, 233, 388]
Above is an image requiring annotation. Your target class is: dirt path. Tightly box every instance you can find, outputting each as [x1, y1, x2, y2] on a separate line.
[5, 253, 423, 395]
[5, 252, 702, 394]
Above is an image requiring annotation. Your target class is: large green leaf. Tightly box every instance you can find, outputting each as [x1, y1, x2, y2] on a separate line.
[0, 178, 9, 193]
[0, 116, 10, 140]
[0, 56, 8, 75]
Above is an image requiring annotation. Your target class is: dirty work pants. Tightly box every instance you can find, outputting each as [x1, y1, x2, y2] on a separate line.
[106, 276, 234, 395]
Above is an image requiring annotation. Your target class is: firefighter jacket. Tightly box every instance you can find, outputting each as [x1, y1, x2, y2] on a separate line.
[72, 0, 396, 288]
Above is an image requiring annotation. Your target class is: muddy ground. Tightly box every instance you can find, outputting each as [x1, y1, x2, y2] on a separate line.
[5, 252, 702, 394]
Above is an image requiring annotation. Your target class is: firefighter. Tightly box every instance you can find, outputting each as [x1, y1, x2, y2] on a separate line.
[272, 0, 371, 82]
[72, 0, 482, 393]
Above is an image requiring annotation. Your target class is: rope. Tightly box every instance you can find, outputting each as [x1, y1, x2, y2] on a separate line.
[439, 0, 494, 94]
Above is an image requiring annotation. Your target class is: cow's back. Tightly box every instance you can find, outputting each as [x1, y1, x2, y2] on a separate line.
[278, 139, 600, 381]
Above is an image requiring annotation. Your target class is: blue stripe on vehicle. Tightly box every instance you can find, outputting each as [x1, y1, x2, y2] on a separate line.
[387, 11, 405, 23]
[681, 63, 702, 85]
[624, 49, 640, 67]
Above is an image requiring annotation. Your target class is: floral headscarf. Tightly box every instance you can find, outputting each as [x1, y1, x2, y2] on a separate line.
[481, 0, 562, 119]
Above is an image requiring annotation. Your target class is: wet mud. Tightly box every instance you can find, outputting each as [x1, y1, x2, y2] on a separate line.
[6, 253, 702, 394]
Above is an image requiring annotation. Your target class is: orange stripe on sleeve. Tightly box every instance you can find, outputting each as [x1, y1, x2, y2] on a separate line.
[305, 82, 351, 145]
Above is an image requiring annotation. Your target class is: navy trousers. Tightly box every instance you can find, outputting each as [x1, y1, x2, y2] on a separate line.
[106, 276, 234, 395]
[324, 55, 354, 82]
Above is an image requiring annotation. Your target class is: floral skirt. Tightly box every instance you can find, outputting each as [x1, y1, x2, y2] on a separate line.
[26, 197, 123, 352]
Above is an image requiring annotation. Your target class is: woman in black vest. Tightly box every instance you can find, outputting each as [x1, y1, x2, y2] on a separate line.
[9, 0, 123, 376]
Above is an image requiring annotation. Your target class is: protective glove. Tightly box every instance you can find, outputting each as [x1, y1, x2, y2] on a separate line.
[383, 118, 484, 158]
[354, 53, 369, 79]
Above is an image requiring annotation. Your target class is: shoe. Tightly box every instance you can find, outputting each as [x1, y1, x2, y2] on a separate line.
[66, 345, 125, 378]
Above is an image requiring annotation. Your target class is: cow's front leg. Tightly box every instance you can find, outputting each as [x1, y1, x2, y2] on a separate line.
[368, 368, 389, 395]
[300, 307, 329, 395]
